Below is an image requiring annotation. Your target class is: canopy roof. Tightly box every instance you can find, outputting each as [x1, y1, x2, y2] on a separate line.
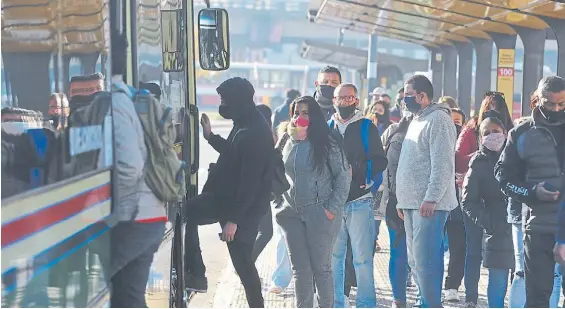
[311, 0, 565, 48]
[301, 39, 368, 70]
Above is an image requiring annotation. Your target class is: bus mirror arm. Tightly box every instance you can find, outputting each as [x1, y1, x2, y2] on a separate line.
[190, 104, 200, 174]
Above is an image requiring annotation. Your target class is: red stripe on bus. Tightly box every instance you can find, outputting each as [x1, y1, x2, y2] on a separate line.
[1, 184, 111, 248]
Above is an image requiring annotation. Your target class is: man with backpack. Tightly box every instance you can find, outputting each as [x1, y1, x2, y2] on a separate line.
[183, 77, 274, 308]
[329, 83, 387, 308]
[105, 31, 168, 307]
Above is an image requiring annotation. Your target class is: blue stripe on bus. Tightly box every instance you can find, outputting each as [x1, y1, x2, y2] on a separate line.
[2, 220, 110, 294]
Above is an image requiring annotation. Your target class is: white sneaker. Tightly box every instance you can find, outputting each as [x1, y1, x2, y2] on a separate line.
[269, 284, 283, 294]
[444, 289, 459, 302]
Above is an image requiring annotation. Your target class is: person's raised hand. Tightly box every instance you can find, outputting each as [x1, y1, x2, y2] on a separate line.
[201, 113, 212, 140]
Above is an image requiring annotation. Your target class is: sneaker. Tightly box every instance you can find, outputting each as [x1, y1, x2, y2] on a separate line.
[464, 302, 477, 308]
[392, 300, 407, 308]
[269, 284, 283, 294]
[444, 289, 459, 302]
[185, 274, 208, 293]
[375, 241, 382, 252]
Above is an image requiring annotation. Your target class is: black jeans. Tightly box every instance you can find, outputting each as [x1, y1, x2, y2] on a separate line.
[252, 206, 273, 262]
[184, 193, 264, 308]
[445, 218, 466, 290]
[463, 213, 484, 304]
[524, 232, 556, 308]
[110, 221, 165, 308]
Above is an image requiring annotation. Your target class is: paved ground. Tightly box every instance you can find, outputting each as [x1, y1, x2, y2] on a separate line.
[211, 223, 497, 308]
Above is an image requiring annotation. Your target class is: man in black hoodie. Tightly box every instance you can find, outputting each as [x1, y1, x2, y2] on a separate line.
[183, 77, 274, 308]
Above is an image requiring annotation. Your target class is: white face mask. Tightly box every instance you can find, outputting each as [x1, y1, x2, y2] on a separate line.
[402, 110, 413, 117]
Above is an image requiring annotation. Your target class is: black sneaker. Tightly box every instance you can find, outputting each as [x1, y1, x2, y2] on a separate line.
[185, 274, 208, 293]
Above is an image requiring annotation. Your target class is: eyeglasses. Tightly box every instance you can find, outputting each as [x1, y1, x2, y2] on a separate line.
[334, 95, 357, 102]
[485, 91, 505, 98]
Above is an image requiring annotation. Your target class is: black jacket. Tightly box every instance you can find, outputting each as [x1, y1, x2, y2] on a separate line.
[203, 106, 274, 226]
[495, 107, 565, 235]
[462, 148, 514, 269]
[333, 118, 387, 202]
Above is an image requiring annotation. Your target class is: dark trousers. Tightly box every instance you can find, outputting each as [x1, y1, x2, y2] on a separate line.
[184, 193, 264, 308]
[524, 232, 556, 308]
[463, 214, 484, 304]
[252, 206, 273, 262]
[110, 221, 165, 308]
[445, 218, 466, 290]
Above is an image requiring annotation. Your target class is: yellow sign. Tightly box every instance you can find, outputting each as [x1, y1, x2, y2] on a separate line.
[497, 49, 515, 116]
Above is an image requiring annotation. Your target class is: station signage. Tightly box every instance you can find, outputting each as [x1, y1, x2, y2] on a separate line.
[496, 49, 515, 115]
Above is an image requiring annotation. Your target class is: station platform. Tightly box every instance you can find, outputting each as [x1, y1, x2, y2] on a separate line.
[212, 224, 497, 308]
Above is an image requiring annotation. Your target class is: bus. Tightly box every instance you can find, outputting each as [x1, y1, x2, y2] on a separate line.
[1, 0, 226, 307]
[196, 62, 324, 110]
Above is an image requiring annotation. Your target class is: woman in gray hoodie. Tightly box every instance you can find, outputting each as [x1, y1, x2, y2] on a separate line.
[275, 96, 351, 308]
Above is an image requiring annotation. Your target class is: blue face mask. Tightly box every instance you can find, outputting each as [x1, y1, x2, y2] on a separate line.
[404, 95, 421, 114]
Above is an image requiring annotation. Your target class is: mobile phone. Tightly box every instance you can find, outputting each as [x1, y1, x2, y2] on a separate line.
[218, 232, 224, 241]
[543, 182, 559, 192]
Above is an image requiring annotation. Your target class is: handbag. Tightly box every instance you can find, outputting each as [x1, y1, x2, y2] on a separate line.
[270, 133, 291, 200]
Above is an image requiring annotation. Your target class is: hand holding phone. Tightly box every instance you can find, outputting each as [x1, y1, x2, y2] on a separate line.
[536, 182, 560, 201]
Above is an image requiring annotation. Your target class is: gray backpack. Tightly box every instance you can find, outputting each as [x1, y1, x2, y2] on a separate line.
[133, 92, 186, 202]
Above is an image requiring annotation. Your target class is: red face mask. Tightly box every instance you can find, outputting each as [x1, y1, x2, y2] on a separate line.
[294, 116, 309, 127]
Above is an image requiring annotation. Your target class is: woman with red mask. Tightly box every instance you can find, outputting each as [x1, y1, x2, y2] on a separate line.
[275, 96, 351, 308]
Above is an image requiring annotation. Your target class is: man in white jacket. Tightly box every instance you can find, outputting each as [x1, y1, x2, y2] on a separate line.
[396, 75, 457, 308]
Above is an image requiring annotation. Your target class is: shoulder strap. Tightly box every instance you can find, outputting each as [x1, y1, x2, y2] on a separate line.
[361, 119, 372, 185]
[276, 133, 290, 151]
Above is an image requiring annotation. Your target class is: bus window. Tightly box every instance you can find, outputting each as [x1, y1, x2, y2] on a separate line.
[1, 0, 113, 307]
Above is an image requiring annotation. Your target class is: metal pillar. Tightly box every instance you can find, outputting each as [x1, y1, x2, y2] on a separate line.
[470, 38, 493, 114]
[541, 17, 565, 77]
[441, 45, 458, 98]
[512, 26, 546, 116]
[428, 47, 443, 100]
[453, 41, 474, 115]
[366, 34, 379, 97]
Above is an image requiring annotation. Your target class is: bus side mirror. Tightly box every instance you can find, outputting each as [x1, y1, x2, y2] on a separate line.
[198, 8, 230, 71]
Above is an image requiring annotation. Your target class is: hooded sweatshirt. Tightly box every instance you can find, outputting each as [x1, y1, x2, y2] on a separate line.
[396, 103, 458, 212]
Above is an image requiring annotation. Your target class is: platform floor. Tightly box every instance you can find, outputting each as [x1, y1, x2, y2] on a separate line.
[212, 223, 499, 308]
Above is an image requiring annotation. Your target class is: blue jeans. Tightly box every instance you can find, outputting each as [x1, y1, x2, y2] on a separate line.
[332, 198, 376, 308]
[487, 268, 509, 308]
[404, 209, 448, 308]
[509, 223, 562, 307]
[271, 225, 292, 288]
[388, 225, 408, 303]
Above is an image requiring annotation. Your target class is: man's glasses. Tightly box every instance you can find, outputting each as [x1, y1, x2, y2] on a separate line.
[334, 95, 357, 102]
[485, 91, 505, 98]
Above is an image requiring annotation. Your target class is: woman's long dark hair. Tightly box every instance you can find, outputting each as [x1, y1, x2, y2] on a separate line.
[367, 100, 391, 130]
[288, 96, 342, 172]
[474, 92, 513, 132]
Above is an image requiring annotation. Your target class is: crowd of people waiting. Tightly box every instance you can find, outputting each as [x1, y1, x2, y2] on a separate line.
[187, 64, 565, 309]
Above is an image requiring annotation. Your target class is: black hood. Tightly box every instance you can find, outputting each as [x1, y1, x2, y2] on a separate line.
[216, 77, 256, 121]
[216, 77, 255, 108]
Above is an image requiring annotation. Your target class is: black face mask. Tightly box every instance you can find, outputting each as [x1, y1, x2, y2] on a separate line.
[337, 105, 356, 120]
[219, 105, 233, 119]
[541, 107, 565, 123]
[315, 85, 336, 108]
[376, 113, 387, 123]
